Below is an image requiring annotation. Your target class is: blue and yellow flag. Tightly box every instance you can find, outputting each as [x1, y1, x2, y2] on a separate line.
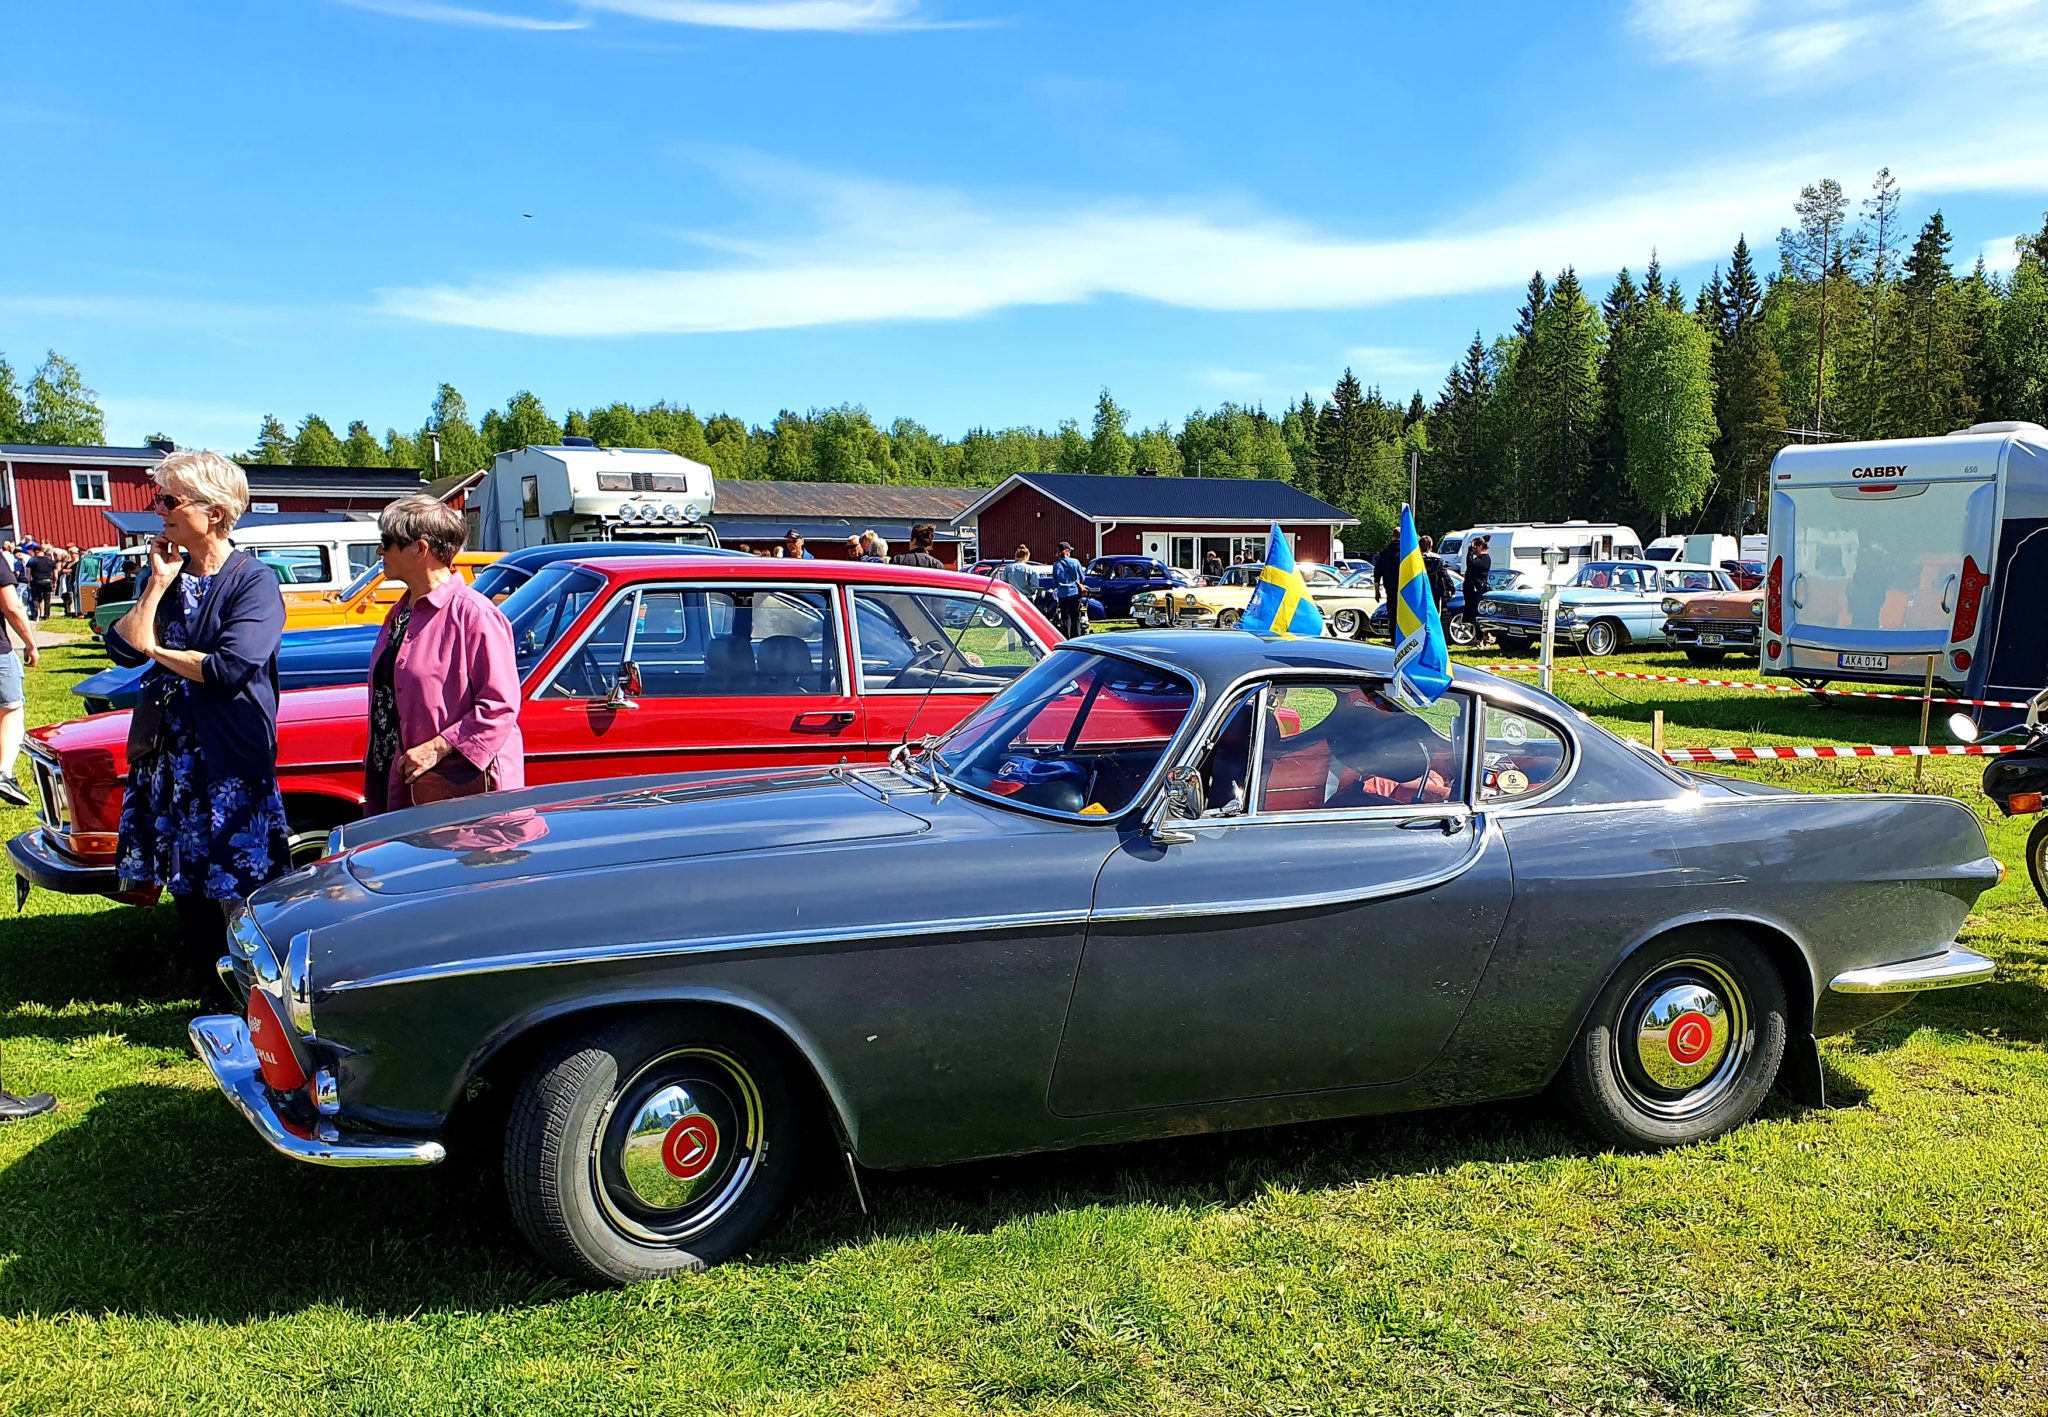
[1239, 523, 1325, 638]
[1389, 503, 1452, 708]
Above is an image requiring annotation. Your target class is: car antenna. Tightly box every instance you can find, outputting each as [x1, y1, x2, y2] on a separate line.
[894, 561, 1013, 787]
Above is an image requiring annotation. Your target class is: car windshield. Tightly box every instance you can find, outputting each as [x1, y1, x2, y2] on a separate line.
[470, 561, 531, 601]
[503, 563, 607, 680]
[1487, 569, 1522, 589]
[1220, 565, 1262, 587]
[930, 648, 1196, 817]
[1570, 562, 1653, 590]
[1661, 567, 1723, 592]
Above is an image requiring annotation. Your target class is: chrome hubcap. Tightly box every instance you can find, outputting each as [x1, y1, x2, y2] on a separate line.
[592, 1047, 763, 1245]
[1587, 624, 1614, 653]
[1614, 958, 1752, 1119]
[1335, 611, 1359, 636]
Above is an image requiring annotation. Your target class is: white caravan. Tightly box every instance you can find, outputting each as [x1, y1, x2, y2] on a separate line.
[1454, 521, 1644, 586]
[1646, 533, 1739, 566]
[1762, 421, 2048, 697]
[470, 440, 719, 551]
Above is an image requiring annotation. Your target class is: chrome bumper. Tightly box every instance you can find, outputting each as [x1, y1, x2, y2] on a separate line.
[7, 826, 121, 895]
[188, 1014, 445, 1168]
[1829, 943, 1996, 994]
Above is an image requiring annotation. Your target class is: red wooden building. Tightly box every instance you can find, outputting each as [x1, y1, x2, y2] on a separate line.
[0, 443, 426, 548]
[953, 472, 1357, 571]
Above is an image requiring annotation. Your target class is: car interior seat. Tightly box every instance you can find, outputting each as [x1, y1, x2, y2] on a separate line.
[705, 635, 757, 693]
[755, 635, 813, 692]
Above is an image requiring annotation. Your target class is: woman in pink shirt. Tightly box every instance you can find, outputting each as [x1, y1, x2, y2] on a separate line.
[363, 495, 525, 815]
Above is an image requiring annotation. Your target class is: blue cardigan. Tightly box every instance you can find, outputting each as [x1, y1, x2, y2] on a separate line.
[105, 550, 286, 781]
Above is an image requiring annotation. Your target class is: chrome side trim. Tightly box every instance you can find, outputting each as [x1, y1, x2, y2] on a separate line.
[1090, 814, 1494, 923]
[1829, 943, 1995, 994]
[188, 1015, 445, 1167]
[285, 930, 316, 1035]
[327, 907, 1097, 993]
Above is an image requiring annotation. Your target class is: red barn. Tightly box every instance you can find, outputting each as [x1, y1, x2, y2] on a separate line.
[954, 472, 1357, 571]
[0, 443, 426, 548]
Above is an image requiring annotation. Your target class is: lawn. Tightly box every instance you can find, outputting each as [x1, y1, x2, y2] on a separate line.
[0, 628, 2043, 1414]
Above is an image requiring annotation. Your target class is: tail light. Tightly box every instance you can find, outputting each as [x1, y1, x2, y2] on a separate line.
[1950, 556, 1988, 643]
[1765, 557, 1784, 634]
[1953, 650, 1972, 672]
[1767, 639, 1782, 658]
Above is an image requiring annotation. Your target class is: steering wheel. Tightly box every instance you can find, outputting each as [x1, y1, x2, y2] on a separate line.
[901, 640, 952, 681]
[578, 646, 616, 697]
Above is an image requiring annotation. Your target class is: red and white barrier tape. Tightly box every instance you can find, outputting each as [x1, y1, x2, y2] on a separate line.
[1658, 743, 2020, 763]
[1480, 663, 2031, 710]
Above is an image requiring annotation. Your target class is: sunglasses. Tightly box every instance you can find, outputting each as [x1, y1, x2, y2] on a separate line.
[149, 492, 192, 514]
[380, 534, 416, 551]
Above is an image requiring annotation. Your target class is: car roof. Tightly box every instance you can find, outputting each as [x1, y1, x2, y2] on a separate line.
[492, 541, 743, 571]
[571, 555, 1010, 596]
[1059, 629, 1555, 706]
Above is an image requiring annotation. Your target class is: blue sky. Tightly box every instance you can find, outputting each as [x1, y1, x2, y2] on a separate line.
[4, 0, 2046, 454]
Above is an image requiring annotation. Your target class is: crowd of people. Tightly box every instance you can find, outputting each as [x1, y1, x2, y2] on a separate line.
[0, 540, 89, 621]
[728, 524, 949, 565]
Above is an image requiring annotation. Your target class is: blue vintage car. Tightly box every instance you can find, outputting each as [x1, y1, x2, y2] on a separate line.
[70, 541, 745, 712]
[1367, 567, 1527, 647]
[1477, 561, 1735, 656]
[191, 631, 1995, 1285]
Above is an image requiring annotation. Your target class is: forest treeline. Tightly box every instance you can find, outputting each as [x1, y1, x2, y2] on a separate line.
[5, 174, 2046, 548]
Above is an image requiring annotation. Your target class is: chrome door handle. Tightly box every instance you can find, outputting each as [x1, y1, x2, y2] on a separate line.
[1399, 814, 1464, 835]
[1789, 572, 1807, 610]
[1941, 573, 1959, 613]
[794, 710, 856, 729]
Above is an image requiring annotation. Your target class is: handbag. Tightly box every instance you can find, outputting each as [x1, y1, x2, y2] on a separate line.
[406, 750, 492, 807]
[125, 683, 168, 773]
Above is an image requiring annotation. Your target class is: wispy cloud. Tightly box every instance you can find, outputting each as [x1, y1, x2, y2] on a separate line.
[1343, 346, 1451, 381]
[375, 139, 2048, 339]
[329, 0, 977, 31]
[1982, 237, 2024, 274]
[1631, 0, 2048, 81]
[331, 0, 586, 29]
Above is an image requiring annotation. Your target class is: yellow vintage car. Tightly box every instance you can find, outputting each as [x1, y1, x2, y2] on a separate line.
[283, 552, 501, 631]
[1132, 562, 1379, 635]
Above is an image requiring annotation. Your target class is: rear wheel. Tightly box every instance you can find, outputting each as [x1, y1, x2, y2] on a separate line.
[504, 1013, 803, 1285]
[1582, 620, 1625, 657]
[2028, 817, 2048, 909]
[1331, 609, 1363, 639]
[1558, 929, 1788, 1149]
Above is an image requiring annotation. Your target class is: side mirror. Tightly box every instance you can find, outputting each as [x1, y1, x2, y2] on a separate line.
[622, 660, 643, 697]
[602, 662, 641, 712]
[1151, 766, 1203, 844]
[1948, 712, 1980, 743]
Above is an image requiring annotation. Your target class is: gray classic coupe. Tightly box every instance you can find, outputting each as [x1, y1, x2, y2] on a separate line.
[195, 633, 1999, 1285]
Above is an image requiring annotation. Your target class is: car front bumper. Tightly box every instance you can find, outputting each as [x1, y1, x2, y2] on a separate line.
[7, 826, 141, 901]
[1478, 616, 1582, 641]
[188, 1014, 446, 1168]
[1665, 622, 1761, 647]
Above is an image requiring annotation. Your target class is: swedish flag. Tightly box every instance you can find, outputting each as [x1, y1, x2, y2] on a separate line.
[1239, 523, 1325, 638]
[1389, 503, 1452, 708]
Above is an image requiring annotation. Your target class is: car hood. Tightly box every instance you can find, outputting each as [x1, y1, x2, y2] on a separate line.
[342, 769, 931, 897]
[1672, 591, 1760, 618]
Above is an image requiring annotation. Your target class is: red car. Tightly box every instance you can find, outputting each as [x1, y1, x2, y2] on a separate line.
[1720, 559, 1766, 591]
[11, 557, 1061, 905]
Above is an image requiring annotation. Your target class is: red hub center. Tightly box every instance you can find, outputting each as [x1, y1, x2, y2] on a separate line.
[1666, 1010, 1714, 1066]
[662, 1114, 720, 1181]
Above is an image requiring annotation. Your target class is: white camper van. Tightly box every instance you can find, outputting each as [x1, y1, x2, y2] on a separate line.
[1646, 533, 1739, 566]
[1456, 521, 1644, 586]
[471, 440, 719, 551]
[1762, 421, 2048, 696]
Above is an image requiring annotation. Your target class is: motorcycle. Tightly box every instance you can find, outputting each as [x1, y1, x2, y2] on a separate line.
[1951, 692, 2048, 907]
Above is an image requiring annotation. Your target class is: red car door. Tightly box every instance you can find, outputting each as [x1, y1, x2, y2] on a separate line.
[846, 584, 1055, 760]
[519, 578, 865, 783]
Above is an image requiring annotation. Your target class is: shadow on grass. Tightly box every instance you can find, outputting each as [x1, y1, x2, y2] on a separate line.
[0, 898, 229, 1015]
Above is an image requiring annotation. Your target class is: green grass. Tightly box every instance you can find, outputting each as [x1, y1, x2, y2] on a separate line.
[2, 633, 2046, 1414]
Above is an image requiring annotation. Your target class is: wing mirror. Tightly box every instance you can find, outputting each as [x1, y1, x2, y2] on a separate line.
[1948, 711, 1980, 743]
[1150, 766, 1204, 845]
[602, 661, 642, 711]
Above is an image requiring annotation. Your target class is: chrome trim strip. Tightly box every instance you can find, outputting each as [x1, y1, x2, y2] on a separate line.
[1089, 815, 1494, 924]
[1829, 943, 1995, 994]
[187, 1015, 445, 1167]
[285, 930, 316, 1035]
[326, 907, 1096, 993]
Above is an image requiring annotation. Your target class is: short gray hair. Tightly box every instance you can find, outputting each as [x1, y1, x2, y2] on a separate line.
[870, 536, 889, 558]
[379, 493, 467, 564]
[155, 450, 251, 531]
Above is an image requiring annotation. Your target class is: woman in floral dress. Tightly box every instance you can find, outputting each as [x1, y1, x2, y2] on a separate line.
[107, 450, 290, 971]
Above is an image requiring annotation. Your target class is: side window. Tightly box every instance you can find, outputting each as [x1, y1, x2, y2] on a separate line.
[853, 588, 1046, 693]
[1480, 704, 1569, 801]
[1191, 689, 1261, 817]
[346, 542, 381, 578]
[542, 592, 638, 699]
[253, 546, 331, 585]
[545, 587, 840, 698]
[1254, 681, 1467, 813]
[1087, 559, 1113, 577]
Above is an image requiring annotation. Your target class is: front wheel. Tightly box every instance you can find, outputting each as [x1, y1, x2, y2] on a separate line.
[504, 1013, 804, 1285]
[1331, 609, 1363, 639]
[1216, 609, 1241, 630]
[1557, 929, 1788, 1149]
[1582, 620, 1624, 657]
[1446, 615, 1477, 648]
[2028, 817, 2048, 909]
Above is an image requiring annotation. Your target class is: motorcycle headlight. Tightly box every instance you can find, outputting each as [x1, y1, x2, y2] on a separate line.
[1661, 597, 1684, 615]
[1749, 598, 1765, 617]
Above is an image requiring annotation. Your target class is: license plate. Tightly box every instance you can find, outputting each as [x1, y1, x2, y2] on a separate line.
[1699, 633, 1723, 646]
[1838, 652, 1889, 671]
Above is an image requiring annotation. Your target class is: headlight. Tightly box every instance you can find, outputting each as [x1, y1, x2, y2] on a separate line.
[1478, 600, 1498, 616]
[1555, 609, 1577, 622]
[1749, 598, 1765, 617]
[1133, 594, 1154, 608]
[1661, 597, 1684, 615]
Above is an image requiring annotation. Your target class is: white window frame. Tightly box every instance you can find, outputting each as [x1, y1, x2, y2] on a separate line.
[847, 585, 1054, 696]
[70, 470, 110, 506]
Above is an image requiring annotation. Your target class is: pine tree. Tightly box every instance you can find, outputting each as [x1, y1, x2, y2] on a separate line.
[1316, 369, 1370, 515]
[1423, 334, 1495, 534]
[1620, 303, 1719, 528]
[1642, 254, 1665, 306]
[1884, 211, 1974, 435]
[1087, 389, 1133, 475]
[23, 351, 106, 444]
[342, 420, 386, 467]
[0, 356, 23, 442]
[1514, 272, 1547, 344]
[1592, 269, 1644, 522]
[1280, 394, 1321, 498]
[248, 415, 292, 464]
[1777, 178, 1858, 431]
[1839, 167, 1903, 438]
[1715, 237, 1789, 532]
[1524, 269, 1605, 519]
[290, 414, 345, 465]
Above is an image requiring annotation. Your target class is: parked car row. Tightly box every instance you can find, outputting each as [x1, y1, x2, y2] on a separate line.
[1477, 561, 1739, 657]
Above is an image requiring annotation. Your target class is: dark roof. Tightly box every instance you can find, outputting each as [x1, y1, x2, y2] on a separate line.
[957, 472, 1355, 525]
[709, 515, 964, 545]
[0, 443, 167, 464]
[711, 479, 978, 521]
[240, 465, 426, 496]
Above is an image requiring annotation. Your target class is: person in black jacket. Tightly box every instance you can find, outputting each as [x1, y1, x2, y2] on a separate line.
[1461, 536, 1493, 642]
[106, 451, 291, 969]
[890, 523, 945, 570]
